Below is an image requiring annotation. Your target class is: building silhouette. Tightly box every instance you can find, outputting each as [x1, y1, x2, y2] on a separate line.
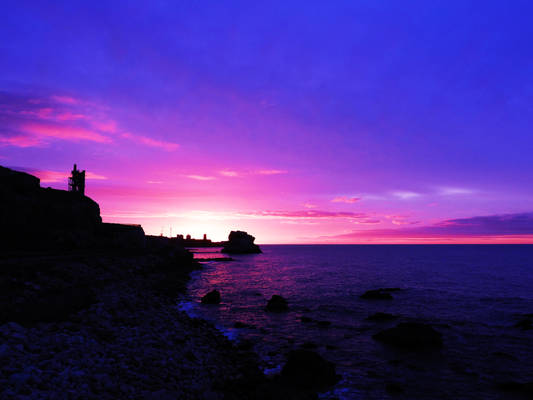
[68, 164, 85, 195]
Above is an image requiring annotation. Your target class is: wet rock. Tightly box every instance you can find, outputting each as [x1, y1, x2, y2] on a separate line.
[386, 382, 405, 394]
[366, 312, 397, 322]
[514, 318, 533, 330]
[360, 289, 396, 300]
[221, 231, 262, 254]
[373, 322, 443, 349]
[201, 290, 221, 304]
[280, 350, 340, 391]
[301, 341, 318, 349]
[300, 316, 313, 323]
[266, 295, 288, 312]
[496, 381, 533, 395]
[233, 321, 255, 329]
[317, 320, 331, 328]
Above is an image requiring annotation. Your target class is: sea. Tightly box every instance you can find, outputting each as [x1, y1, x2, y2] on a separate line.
[178, 245, 533, 399]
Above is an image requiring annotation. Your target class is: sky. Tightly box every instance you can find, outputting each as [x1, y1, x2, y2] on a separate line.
[1, 1, 533, 243]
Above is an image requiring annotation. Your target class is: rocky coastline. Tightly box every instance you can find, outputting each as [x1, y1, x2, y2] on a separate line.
[0, 166, 336, 399]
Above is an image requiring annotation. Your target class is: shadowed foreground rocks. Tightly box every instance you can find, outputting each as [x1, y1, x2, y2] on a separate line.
[373, 322, 443, 350]
[201, 289, 221, 304]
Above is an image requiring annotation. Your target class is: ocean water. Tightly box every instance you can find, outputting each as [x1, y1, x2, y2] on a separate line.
[179, 245, 533, 399]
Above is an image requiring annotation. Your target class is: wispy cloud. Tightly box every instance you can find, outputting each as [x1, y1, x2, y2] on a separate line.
[219, 170, 240, 177]
[332, 196, 360, 204]
[329, 212, 533, 240]
[256, 169, 287, 175]
[241, 209, 370, 220]
[185, 175, 216, 181]
[121, 133, 179, 151]
[392, 191, 421, 200]
[438, 187, 474, 196]
[13, 168, 107, 183]
[219, 168, 288, 178]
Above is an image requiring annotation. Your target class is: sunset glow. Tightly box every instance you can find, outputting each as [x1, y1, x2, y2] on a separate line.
[2, 1, 533, 243]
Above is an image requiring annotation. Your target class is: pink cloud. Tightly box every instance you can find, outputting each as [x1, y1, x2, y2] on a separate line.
[257, 169, 287, 175]
[14, 168, 108, 183]
[243, 209, 369, 219]
[332, 196, 360, 204]
[22, 122, 111, 143]
[0, 135, 43, 148]
[50, 95, 79, 104]
[220, 170, 240, 177]
[185, 175, 216, 181]
[121, 133, 179, 151]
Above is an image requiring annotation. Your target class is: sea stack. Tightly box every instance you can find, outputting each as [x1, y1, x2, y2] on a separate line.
[221, 230, 262, 254]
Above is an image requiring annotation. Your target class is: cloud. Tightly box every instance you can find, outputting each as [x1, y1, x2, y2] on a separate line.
[438, 187, 474, 196]
[329, 212, 533, 240]
[332, 196, 360, 204]
[185, 175, 216, 181]
[21, 122, 111, 143]
[219, 170, 240, 177]
[393, 191, 421, 200]
[12, 168, 107, 183]
[241, 209, 370, 220]
[121, 133, 179, 151]
[303, 203, 317, 209]
[256, 169, 287, 175]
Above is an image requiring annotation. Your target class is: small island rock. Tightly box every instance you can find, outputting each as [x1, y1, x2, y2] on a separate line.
[373, 322, 443, 349]
[201, 290, 221, 304]
[266, 295, 289, 312]
[221, 231, 262, 254]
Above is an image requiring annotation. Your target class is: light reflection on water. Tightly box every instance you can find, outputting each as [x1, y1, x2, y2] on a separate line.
[180, 245, 533, 399]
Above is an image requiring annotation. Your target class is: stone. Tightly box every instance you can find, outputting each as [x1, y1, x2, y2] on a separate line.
[201, 290, 221, 304]
[366, 312, 398, 322]
[373, 322, 443, 349]
[360, 289, 395, 300]
[265, 295, 288, 312]
[280, 350, 340, 391]
[221, 231, 262, 254]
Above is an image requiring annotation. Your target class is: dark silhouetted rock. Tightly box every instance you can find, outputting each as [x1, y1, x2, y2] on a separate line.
[317, 320, 331, 328]
[366, 312, 398, 322]
[221, 231, 262, 254]
[386, 382, 405, 394]
[514, 318, 533, 330]
[373, 322, 443, 349]
[281, 350, 340, 391]
[233, 321, 255, 329]
[301, 342, 318, 349]
[361, 289, 393, 300]
[300, 316, 313, 323]
[496, 381, 533, 396]
[265, 295, 288, 312]
[201, 290, 221, 304]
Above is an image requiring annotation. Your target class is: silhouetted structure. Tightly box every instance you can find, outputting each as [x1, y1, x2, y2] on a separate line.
[68, 164, 85, 195]
[175, 234, 220, 247]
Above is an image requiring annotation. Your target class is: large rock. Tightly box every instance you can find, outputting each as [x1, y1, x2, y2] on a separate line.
[221, 231, 262, 254]
[201, 290, 221, 304]
[360, 288, 400, 300]
[373, 322, 443, 349]
[281, 350, 340, 391]
[265, 295, 288, 312]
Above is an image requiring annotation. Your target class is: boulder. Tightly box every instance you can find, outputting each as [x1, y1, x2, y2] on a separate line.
[221, 231, 262, 254]
[360, 288, 400, 300]
[373, 322, 443, 349]
[514, 318, 533, 330]
[201, 290, 221, 304]
[280, 350, 340, 391]
[265, 295, 288, 312]
[366, 312, 398, 322]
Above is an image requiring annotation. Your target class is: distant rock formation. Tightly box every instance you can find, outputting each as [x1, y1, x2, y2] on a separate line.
[373, 322, 443, 349]
[221, 230, 262, 254]
[265, 295, 288, 312]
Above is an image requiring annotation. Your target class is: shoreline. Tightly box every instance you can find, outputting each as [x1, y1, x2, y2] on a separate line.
[0, 248, 333, 399]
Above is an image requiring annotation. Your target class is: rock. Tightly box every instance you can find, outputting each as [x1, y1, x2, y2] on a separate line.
[301, 341, 318, 349]
[221, 231, 262, 254]
[386, 382, 405, 394]
[300, 316, 313, 323]
[280, 350, 340, 391]
[201, 290, 221, 304]
[233, 321, 255, 329]
[265, 295, 288, 312]
[514, 318, 533, 330]
[366, 312, 397, 322]
[317, 320, 331, 328]
[360, 289, 396, 300]
[373, 322, 443, 349]
[496, 381, 533, 395]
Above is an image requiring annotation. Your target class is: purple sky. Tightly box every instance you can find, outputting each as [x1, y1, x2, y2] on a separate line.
[1, 1, 533, 243]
